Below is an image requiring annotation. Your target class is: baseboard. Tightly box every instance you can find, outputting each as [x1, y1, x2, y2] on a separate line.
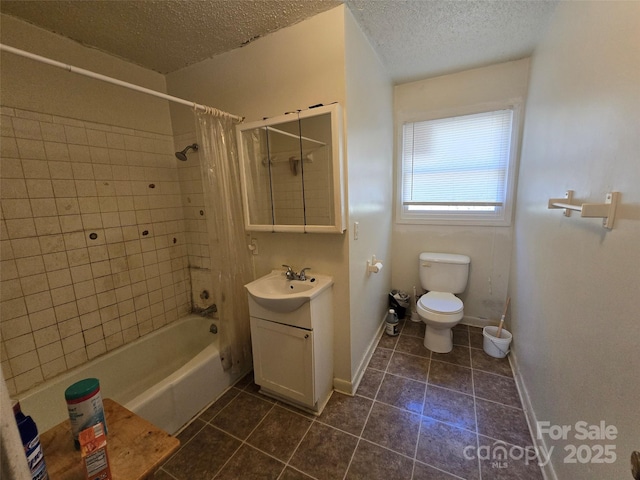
[332, 377, 354, 396]
[509, 349, 558, 480]
[333, 315, 386, 396]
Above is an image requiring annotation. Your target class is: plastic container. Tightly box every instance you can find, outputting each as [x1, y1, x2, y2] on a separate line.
[13, 401, 49, 480]
[385, 309, 399, 336]
[389, 291, 409, 319]
[65, 378, 107, 449]
[483, 326, 512, 358]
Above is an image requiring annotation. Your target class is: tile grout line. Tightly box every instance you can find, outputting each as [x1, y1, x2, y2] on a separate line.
[208, 396, 278, 480]
[341, 330, 398, 480]
[470, 333, 483, 480]
[410, 343, 431, 480]
[276, 407, 319, 480]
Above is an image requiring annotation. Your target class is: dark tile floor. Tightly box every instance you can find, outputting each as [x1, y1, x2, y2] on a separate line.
[155, 321, 544, 480]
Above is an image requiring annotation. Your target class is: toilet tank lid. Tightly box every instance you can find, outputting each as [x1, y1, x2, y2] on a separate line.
[420, 252, 470, 265]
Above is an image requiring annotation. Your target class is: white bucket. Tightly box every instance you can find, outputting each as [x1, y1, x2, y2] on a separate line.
[483, 326, 512, 358]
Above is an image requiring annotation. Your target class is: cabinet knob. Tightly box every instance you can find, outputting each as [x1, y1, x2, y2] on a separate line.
[304, 334, 309, 339]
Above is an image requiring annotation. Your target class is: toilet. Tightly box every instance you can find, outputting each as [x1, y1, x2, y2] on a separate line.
[416, 252, 471, 353]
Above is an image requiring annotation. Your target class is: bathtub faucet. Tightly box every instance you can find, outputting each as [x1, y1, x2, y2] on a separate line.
[195, 303, 217, 317]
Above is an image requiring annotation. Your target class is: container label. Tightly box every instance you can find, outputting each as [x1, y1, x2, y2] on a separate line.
[67, 389, 107, 440]
[85, 448, 108, 477]
[385, 321, 399, 336]
[25, 437, 48, 480]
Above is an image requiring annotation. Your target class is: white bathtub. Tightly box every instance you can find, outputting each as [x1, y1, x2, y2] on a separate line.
[18, 315, 240, 435]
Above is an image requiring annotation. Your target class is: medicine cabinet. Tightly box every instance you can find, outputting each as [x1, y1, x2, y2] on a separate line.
[236, 104, 345, 233]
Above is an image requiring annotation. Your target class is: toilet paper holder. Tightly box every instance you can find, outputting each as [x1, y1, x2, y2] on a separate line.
[367, 255, 383, 275]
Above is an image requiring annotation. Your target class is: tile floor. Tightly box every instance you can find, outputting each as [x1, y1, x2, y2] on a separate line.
[154, 322, 544, 480]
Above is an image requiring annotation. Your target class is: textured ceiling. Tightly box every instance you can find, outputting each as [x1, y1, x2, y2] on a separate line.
[0, 0, 558, 83]
[0, 0, 341, 73]
[347, 0, 558, 83]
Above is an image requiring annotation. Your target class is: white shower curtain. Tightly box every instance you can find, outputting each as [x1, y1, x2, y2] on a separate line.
[195, 108, 252, 374]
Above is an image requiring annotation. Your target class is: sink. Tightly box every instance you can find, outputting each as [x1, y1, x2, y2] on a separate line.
[245, 270, 333, 313]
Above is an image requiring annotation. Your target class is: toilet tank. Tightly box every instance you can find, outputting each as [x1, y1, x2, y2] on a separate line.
[419, 252, 470, 294]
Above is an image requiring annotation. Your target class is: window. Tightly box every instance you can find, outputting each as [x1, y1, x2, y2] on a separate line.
[397, 105, 520, 226]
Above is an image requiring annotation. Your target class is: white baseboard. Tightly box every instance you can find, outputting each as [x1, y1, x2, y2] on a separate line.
[509, 349, 558, 480]
[333, 315, 386, 396]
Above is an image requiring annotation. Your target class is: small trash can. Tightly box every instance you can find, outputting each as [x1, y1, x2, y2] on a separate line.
[482, 326, 512, 358]
[389, 290, 410, 319]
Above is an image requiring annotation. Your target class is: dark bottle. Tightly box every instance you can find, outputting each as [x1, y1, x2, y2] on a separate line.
[13, 401, 49, 480]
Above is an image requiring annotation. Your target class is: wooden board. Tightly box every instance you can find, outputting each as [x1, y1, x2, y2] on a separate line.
[40, 398, 179, 480]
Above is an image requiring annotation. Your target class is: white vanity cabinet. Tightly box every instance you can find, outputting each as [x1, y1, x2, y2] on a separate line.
[247, 282, 333, 414]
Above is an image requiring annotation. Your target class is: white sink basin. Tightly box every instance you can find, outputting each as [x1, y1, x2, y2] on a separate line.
[245, 270, 333, 313]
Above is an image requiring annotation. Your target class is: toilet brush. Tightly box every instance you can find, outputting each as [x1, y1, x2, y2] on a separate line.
[496, 297, 510, 338]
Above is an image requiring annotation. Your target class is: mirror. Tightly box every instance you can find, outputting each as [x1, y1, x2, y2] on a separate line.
[237, 104, 345, 233]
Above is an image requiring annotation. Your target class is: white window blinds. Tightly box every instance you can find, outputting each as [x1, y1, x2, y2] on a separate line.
[401, 109, 513, 212]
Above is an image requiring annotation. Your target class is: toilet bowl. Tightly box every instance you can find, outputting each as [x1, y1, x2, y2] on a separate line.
[416, 252, 470, 353]
[417, 292, 464, 353]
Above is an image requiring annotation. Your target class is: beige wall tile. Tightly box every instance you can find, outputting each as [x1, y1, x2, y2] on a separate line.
[2, 199, 33, 218]
[37, 341, 64, 364]
[9, 350, 39, 375]
[14, 367, 43, 393]
[20, 273, 49, 296]
[15, 256, 45, 277]
[2, 112, 192, 395]
[40, 123, 66, 143]
[86, 340, 106, 360]
[28, 308, 56, 330]
[0, 316, 30, 340]
[26, 179, 54, 198]
[44, 141, 70, 161]
[1, 297, 27, 320]
[33, 325, 60, 348]
[41, 356, 66, 379]
[64, 348, 87, 369]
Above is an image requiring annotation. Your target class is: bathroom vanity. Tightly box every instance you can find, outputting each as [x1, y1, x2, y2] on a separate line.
[245, 271, 334, 414]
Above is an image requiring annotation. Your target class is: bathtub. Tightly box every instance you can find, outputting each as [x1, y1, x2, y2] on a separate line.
[18, 315, 242, 435]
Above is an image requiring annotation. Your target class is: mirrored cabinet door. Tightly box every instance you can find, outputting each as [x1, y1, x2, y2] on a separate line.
[266, 118, 304, 226]
[299, 111, 334, 228]
[237, 104, 345, 233]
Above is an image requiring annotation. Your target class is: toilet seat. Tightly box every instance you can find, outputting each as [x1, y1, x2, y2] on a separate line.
[418, 292, 463, 316]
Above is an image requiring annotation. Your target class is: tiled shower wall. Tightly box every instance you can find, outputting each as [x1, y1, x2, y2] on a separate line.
[0, 106, 192, 396]
[173, 132, 215, 311]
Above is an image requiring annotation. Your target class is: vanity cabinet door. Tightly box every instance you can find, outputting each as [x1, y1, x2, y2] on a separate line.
[250, 317, 315, 407]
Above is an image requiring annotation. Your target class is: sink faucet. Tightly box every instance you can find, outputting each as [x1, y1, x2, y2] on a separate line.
[298, 267, 311, 281]
[282, 264, 296, 280]
[282, 265, 311, 281]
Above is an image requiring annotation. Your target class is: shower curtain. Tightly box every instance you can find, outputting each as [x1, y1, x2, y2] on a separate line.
[195, 108, 252, 374]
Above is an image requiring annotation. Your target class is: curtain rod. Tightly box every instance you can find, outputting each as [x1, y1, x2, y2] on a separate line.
[0, 43, 244, 123]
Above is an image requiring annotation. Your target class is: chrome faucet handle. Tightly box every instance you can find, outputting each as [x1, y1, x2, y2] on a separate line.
[282, 264, 295, 280]
[298, 267, 311, 281]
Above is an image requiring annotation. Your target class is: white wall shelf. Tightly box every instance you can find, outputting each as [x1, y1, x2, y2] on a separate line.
[548, 190, 620, 229]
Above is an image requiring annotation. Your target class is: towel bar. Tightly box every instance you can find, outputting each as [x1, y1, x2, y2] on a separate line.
[548, 190, 620, 229]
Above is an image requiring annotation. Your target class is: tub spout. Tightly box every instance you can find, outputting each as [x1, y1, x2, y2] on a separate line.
[194, 303, 217, 317]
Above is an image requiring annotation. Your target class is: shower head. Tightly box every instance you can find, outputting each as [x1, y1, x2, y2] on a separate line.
[175, 143, 198, 161]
